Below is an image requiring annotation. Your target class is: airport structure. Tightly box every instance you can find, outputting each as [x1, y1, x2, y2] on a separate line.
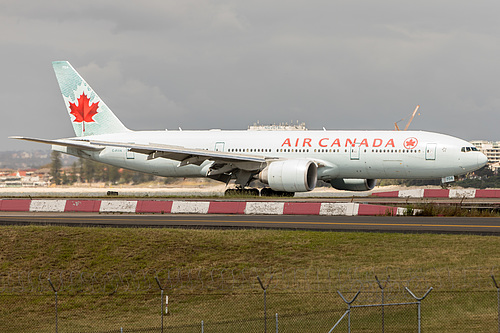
[247, 122, 308, 131]
[0, 169, 49, 187]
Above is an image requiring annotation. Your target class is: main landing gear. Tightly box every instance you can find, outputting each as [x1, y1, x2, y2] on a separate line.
[224, 188, 260, 196]
[224, 188, 295, 197]
[260, 188, 294, 197]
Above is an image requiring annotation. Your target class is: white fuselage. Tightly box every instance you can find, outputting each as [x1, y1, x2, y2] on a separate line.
[56, 129, 487, 181]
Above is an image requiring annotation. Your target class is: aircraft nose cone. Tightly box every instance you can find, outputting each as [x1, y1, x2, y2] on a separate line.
[478, 153, 488, 167]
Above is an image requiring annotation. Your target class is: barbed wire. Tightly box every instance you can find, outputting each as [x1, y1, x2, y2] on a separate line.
[1, 266, 499, 295]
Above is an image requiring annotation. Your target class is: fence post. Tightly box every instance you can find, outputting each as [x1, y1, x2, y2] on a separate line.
[257, 275, 273, 333]
[275, 313, 278, 333]
[330, 290, 361, 333]
[375, 275, 390, 333]
[47, 278, 58, 333]
[492, 275, 499, 333]
[405, 287, 433, 333]
[155, 276, 165, 333]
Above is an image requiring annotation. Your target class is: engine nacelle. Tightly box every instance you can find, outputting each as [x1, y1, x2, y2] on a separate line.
[259, 160, 317, 192]
[329, 178, 377, 191]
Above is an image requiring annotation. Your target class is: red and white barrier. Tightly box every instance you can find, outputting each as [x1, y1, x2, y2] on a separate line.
[373, 188, 500, 199]
[171, 201, 210, 214]
[245, 202, 285, 215]
[0, 199, 412, 216]
[30, 200, 67, 212]
[100, 200, 138, 213]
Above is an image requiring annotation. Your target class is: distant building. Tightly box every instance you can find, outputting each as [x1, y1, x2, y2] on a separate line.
[0, 169, 49, 187]
[248, 122, 307, 131]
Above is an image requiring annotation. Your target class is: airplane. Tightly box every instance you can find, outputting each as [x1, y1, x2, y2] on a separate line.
[11, 61, 488, 196]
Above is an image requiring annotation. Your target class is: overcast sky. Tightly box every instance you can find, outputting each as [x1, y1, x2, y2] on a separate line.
[1, 0, 500, 150]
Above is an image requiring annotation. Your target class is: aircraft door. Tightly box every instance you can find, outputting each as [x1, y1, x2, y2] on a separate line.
[350, 145, 360, 160]
[215, 142, 225, 152]
[126, 149, 135, 159]
[425, 143, 437, 160]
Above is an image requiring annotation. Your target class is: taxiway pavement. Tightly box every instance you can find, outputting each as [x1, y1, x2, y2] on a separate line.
[1, 212, 499, 235]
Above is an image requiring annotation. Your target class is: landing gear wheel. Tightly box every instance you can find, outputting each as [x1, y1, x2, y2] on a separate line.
[224, 189, 239, 196]
[260, 188, 273, 197]
[224, 188, 260, 196]
[260, 188, 295, 197]
[242, 188, 260, 196]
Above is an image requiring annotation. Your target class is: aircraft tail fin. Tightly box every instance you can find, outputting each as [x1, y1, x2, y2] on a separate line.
[52, 61, 130, 137]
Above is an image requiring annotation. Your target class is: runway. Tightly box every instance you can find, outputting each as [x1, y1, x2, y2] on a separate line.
[1, 212, 500, 235]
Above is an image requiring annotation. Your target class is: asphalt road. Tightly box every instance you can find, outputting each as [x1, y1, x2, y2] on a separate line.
[1, 212, 500, 235]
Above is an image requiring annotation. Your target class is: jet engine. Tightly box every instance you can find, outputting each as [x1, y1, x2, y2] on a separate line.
[329, 178, 377, 191]
[259, 160, 317, 192]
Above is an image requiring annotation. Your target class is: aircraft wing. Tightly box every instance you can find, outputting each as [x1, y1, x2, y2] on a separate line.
[88, 140, 268, 169]
[9, 136, 105, 151]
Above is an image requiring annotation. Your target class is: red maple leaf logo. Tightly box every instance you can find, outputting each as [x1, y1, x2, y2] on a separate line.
[69, 93, 99, 132]
[404, 137, 418, 149]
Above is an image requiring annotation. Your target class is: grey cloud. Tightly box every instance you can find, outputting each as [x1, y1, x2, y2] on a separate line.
[2, 0, 500, 150]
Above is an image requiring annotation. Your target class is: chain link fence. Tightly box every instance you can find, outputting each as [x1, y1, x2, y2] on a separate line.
[1, 267, 499, 332]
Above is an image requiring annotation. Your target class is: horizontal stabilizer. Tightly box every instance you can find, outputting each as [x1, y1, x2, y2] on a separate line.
[9, 136, 104, 151]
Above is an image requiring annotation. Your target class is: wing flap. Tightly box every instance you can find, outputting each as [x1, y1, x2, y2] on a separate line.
[90, 140, 267, 165]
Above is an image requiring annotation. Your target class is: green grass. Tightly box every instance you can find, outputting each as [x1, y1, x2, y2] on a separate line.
[415, 203, 500, 217]
[1, 225, 499, 272]
[1, 226, 500, 332]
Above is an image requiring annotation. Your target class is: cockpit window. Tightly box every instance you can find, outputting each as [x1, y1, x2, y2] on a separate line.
[462, 146, 479, 152]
